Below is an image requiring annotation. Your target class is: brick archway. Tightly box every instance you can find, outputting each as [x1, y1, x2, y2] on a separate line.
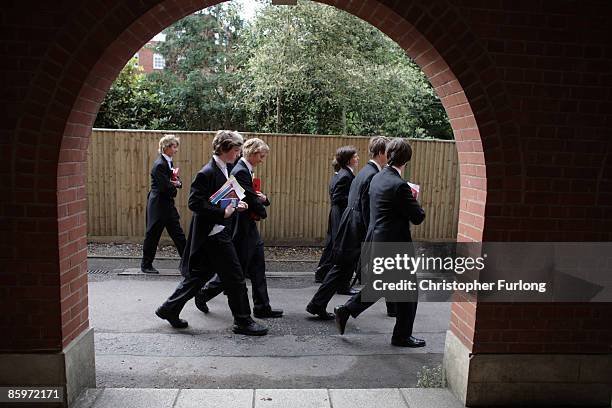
[3, 1, 611, 407]
[54, 0, 495, 353]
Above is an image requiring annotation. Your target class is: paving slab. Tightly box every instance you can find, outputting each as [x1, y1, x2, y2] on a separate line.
[400, 388, 463, 408]
[329, 388, 408, 408]
[254, 389, 330, 408]
[72, 388, 102, 408]
[174, 389, 253, 408]
[73, 388, 465, 408]
[89, 388, 178, 408]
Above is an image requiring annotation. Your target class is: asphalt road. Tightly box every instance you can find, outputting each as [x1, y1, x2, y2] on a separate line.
[88, 257, 451, 389]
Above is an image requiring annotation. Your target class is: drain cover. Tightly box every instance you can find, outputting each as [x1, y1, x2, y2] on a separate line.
[88, 269, 110, 275]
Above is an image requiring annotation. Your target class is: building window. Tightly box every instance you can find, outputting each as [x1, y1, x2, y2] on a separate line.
[153, 53, 165, 69]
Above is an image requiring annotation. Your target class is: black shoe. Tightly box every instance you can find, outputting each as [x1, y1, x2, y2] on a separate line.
[254, 308, 284, 318]
[391, 336, 426, 348]
[194, 295, 209, 314]
[232, 319, 268, 336]
[334, 305, 350, 335]
[306, 303, 335, 320]
[155, 307, 188, 328]
[336, 287, 359, 296]
[141, 265, 159, 274]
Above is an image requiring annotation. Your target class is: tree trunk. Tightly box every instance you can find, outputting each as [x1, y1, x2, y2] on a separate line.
[276, 91, 281, 133]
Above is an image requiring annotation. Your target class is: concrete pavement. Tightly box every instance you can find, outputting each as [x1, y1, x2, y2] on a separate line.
[73, 388, 464, 408]
[80, 257, 455, 406]
[88, 260, 450, 389]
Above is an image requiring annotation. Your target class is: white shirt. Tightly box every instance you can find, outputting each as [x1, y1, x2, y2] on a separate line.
[212, 154, 229, 179]
[392, 165, 404, 177]
[240, 157, 254, 175]
[209, 155, 229, 236]
[162, 153, 173, 169]
[369, 159, 382, 172]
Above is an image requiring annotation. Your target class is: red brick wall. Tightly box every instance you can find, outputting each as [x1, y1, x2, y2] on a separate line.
[1, 0, 610, 354]
[137, 46, 155, 74]
[450, 0, 612, 353]
[473, 303, 611, 353]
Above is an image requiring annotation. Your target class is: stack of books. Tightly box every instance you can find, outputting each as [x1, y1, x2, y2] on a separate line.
[210, 175, 246, 209]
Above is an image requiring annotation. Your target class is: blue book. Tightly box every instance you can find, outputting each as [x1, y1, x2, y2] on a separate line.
[219, 198, 239, 209]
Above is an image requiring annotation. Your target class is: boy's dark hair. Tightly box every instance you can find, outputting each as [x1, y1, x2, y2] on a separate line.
[386, 138, 412, 167]
[368, 136, 390, 158]
[332, 145, 358, 172]
[212, 130, 244, 155]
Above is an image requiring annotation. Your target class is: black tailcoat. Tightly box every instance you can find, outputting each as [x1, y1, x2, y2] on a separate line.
[315, 166, 355, 278]
[344, 165, 425, 340]
[332, 161, 379, 261]
[142, 154, 186, 267]
[146, 155, 180, 226]
[365, 166, 425, 243]
[230, 159, 270, 266]
[180, 158, 231, 277]
[192, 158, 274, 313]
[328, 166, 355, 240]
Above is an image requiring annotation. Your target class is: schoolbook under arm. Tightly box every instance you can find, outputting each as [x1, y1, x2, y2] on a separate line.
[209, 175, 246, 204]
[218, 198, 239, 209]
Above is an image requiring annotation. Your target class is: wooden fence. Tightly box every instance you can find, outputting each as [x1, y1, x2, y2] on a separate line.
[87, 129, 460, 245]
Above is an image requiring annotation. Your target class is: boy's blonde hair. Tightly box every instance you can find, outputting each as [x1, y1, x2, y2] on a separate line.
[159, 134, 180, 153]
[243, 138, 270, 158]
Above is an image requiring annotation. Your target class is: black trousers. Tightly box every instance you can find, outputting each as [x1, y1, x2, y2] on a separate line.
[344, 292, 417, 339]
[142, 203, 186, 267]
[159, 230, 251, 321]
[315, 234, 334, 282]
[310, 258, 356, 309]
[197, 238, 271, 313]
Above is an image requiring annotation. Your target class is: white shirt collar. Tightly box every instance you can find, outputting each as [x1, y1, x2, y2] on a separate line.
[162, 153, 173, 166]
[240, 157, 254, 173]
[369, 159, 381, 172]
[392, 165, 403, 176]
[212, 155, 228, 178]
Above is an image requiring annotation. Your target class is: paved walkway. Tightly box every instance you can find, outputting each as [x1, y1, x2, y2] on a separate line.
[88, 258, 450, 389]
[81, 258, 458, 406]
[73, 387, 464, 408]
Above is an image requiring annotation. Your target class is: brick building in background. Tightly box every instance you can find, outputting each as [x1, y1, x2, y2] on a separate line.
[134, 33, 165, 73]
[1, 1, 611, 407]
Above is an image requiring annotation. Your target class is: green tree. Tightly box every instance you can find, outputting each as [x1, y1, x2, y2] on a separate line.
[150, 3, 247, 130]
[94, 58, 172, 129]
[236, 0, 452, 139]
[97, 0, 452, 139]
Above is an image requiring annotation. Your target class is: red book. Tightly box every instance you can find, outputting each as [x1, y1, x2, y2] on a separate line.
[253, 177, 261, 193]
[171, 167, 180, 181]
[407, 181, 420, 200]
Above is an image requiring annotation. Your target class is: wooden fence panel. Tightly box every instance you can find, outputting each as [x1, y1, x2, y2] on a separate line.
[87, 129, 460, 244]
